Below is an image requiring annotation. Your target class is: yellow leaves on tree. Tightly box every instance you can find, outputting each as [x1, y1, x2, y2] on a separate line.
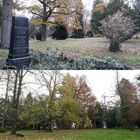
[30, 0, 83, 30]
[95, 2, 105, 13]
[31, 18, 43, 25]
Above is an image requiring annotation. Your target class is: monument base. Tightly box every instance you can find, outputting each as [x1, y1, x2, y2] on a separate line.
[7, 56, 31, 69]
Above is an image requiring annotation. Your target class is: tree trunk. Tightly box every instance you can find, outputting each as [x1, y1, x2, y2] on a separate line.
[41, 24, 47, 41]
[11, 70, 27, 135]
[109, 41, 121, 52]
[1, 70, 11, 127]
[1, 0, 13, 48]
[11, 70, 19, 135]
[48, 118, 53, 132]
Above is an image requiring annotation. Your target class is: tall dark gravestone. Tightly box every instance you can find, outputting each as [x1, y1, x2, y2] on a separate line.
[7, 16, 31, 69]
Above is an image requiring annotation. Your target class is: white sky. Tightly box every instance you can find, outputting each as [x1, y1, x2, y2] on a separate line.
[0, 70, 139, 102]
[82, 0, 94, 10]
[63, 70, 139, 101]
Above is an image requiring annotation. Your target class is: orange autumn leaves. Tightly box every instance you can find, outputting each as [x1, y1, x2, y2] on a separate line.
[31, 0, 83, 29]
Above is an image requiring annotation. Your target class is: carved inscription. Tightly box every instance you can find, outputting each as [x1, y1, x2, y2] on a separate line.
[7, 16, 31, 69]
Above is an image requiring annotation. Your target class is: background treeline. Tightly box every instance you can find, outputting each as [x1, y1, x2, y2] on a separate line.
[0, 70, 140, 135]
[0, 0, 139, 61]
[1, 0, 140, 43]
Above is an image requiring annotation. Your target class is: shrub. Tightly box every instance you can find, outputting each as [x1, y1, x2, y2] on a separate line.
[0, 58, 7, 69]
[86, 31, 93, 38]
[0, 49, 132, 70]
[0, 127, 8, 133]
[72, 29, 84, 38]
[101, 11, 136, 52]
[36, 32, 42, 41]
[52, 25, 68, 40]
[91, 0, 135, 35]
[30, 49, 132, 70]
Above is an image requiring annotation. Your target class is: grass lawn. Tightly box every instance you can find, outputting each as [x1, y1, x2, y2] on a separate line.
[0, 37, 140, 69]
[0, 129, 140, 140]
[30, 37, 140, 69]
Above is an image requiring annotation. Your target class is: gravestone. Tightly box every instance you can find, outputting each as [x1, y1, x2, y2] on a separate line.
[7, 16, 31, 69]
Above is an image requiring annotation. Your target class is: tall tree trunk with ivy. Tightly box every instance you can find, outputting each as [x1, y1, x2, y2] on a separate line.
[1, 0, 13, 48]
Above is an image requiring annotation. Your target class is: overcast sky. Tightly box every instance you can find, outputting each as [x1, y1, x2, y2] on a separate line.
[63, 70, 139, 100]
[82, 0, 94, 10]
[1, 70, 139, 102]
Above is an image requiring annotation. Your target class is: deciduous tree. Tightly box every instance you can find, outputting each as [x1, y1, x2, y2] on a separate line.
[60, 74, 96, 128]
[10, 70, 28, 135]
[101, 11, 135, 52]
[91, 0, 135, 35]
[29, 0, 83, 40]
[35, 70, 63, 131]
[117, 78, 138, 129]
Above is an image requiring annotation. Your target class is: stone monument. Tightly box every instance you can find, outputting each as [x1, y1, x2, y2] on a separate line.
[7, 16, 31, 69]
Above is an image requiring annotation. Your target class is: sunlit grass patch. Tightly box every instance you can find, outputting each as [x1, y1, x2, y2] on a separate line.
[0, 129, 140, 140]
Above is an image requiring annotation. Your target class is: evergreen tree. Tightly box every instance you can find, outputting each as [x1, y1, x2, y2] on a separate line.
[133, 0, 140, 33]
[52, 24, 68, 40]
[91, 0, 135, 35]
[117, 78, 138, 129]
[91, 0, 105, 34]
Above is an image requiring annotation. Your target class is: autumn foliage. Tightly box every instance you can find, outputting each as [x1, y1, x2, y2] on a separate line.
[101, 11, 135, 52]
[29, 0, 83, 40]
[60, 74, 96, 128]
[117, 78, 140, 128]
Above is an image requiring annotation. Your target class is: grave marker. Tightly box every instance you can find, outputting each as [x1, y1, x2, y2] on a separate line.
[7, 16, 31, 69]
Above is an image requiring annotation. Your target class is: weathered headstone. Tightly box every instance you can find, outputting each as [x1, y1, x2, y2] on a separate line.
[7, 16, 31, 69]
